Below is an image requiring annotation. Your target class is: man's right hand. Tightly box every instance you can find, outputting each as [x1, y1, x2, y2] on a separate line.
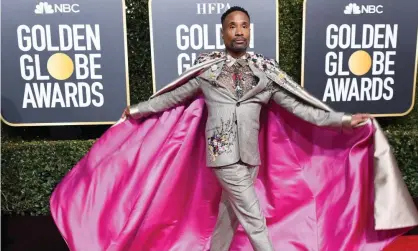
[351, 113, 371, 127]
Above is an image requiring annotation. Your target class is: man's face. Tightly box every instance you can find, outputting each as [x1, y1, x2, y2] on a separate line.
[222, 11, 250, 54]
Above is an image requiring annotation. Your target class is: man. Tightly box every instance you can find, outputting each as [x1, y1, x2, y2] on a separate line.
[123, 6, 370, 251]
[51, 5, 418, 251]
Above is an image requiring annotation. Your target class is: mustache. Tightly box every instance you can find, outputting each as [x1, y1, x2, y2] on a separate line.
[232, 37, 247, 42]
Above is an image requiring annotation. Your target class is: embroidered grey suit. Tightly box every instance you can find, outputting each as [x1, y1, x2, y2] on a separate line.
[130, 56, 351, 168]
[128, 54, 351, 251]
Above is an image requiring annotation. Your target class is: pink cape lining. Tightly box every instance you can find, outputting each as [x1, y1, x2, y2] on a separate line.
[50, 96, 409, 251]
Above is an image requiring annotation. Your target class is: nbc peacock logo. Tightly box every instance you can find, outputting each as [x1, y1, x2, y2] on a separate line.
[343, 3, 383, 15]
[34, 2, 54, 14]
[344, 3, 361, 15]
[34, 1, 80, 15]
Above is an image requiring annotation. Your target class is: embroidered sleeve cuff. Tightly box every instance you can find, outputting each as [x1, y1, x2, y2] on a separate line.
[342, 114, 352, 128]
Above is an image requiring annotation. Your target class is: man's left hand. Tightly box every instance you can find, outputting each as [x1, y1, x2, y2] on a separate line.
[351, 113, 372, 127]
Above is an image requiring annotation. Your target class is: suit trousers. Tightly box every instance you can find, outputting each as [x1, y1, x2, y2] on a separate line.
[210, 162, 274, 251]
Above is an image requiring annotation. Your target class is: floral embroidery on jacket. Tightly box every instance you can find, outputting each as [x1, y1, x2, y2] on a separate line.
[193, 51, 295, 83]
[193, 51, 304, 100]
[194, 51, 224, 65]
[207, 118, 236, 162]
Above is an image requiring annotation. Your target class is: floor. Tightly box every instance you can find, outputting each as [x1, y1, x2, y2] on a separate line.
[2, 215, 417, 251]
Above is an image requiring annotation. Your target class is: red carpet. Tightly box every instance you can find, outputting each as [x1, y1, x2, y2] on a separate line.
[383, 236, 418, 251]
[2, 215, 417, 251]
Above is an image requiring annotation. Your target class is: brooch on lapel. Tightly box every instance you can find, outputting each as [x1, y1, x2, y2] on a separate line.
[210, 64, 219, 80]
[208, 64, 219, 87]
[209, 72, 218, 86]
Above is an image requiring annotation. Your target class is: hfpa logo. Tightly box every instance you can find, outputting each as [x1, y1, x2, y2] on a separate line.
[196, 3, 231, 14]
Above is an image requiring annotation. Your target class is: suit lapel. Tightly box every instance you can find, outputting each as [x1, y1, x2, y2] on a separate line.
[238, 63, 268, 101]
[198, 60, 225, 82]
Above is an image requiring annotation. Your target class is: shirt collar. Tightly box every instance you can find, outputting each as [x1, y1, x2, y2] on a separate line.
[225, 53, 249, 67]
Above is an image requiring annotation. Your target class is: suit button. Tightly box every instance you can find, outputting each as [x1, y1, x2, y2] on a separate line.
[235, 120, 237, 124]
[236, 102, 240, 107]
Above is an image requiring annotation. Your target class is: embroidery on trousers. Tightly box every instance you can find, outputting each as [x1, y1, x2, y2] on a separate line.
[207, 118, 236, 162]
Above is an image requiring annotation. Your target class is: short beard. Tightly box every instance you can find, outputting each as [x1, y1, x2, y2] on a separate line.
[227, 42, 248, 52]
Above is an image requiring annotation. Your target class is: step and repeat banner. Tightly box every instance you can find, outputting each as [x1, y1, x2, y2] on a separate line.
[302, 0, 417, 116]
[1, 0, 129, 126]
[2, 0, 416, 126]
[149, 0, 278, 92]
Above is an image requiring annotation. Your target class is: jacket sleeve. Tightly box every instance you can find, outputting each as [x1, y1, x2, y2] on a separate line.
[270, 73, 352, 128]
[128, 78, 200, 119]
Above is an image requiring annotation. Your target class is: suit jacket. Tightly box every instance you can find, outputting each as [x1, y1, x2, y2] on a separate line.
[129, 57, 351, 167]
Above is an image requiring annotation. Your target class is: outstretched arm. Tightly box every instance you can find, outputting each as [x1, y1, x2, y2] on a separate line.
[266, 65, 352, 128]
[125, 78, 200, 119]
[269, 69, 371, 128]
[271, 85, 352, 128]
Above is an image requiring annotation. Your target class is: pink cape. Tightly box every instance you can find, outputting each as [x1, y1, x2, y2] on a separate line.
[50, 96, 409, 251]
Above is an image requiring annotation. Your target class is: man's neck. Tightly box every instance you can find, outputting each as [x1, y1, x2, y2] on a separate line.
[226, 50, 247, 59]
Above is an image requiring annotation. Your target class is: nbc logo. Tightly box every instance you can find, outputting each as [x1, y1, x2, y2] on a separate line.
[344, 3, 383, 15]
[34, 2, 80, 15]
[35, 2, 54, 14]
[344, 3, 361, 14]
